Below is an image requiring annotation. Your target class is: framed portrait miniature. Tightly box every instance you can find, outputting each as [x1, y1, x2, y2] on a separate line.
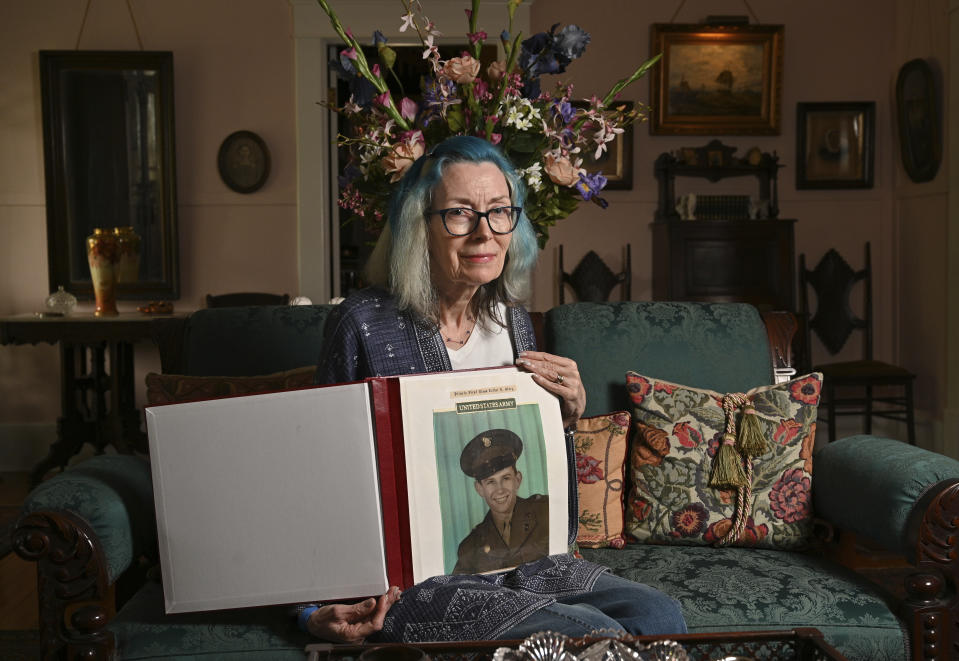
[796, 102, 875, 189]
[648, 23, 784, 135]
[217, 130, 270, 193]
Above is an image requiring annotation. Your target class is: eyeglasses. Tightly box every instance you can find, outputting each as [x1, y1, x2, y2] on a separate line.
[427, 206, 522, 236]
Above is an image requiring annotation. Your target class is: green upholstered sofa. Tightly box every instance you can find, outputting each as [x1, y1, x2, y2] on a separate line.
[14, 302, 959, 660]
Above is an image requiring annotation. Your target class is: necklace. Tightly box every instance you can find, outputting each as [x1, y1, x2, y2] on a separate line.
[441, 318, 475, 345]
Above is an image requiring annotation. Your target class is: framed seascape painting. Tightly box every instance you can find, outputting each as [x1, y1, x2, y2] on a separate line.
[796, 102, 875, 189]
[648, 24, 784, 135]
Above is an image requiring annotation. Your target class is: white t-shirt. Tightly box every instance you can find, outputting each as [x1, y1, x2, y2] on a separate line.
[446, 305, 514, 371]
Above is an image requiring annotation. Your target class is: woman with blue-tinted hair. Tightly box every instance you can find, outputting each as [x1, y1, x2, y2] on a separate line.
[306, 135, 686, 644]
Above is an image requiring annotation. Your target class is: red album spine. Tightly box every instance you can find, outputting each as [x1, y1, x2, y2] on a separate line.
[368, 377, 413, 589]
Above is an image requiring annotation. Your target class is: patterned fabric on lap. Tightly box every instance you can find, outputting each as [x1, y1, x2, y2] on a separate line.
[573, 412, 630, 549]
[625, 371, 822, 550]
[145, 366, 316, 405]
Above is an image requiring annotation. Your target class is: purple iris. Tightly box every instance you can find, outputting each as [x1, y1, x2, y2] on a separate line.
[553, 100, 575, 124]
[328, 52, 377, 108]
[419, 77, 457, 125]
[372, 30, 387, 46]
[337, 164, 363, 188]
[576, 171, 608, 201]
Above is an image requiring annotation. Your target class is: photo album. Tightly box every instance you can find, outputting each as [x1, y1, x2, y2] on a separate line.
[145, 366, 568, 613]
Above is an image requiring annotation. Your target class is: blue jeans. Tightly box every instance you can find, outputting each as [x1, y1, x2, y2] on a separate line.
[498, 572, 687, 639]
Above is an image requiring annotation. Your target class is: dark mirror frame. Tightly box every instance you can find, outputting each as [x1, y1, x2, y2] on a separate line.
[40, 50, 180, 300]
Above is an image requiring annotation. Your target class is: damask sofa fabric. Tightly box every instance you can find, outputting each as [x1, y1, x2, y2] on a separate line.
[17, 301, 957, 661]
[581, 545, 908, 661]
[545, 302, 773, 416]
[173, 305, 333, 377]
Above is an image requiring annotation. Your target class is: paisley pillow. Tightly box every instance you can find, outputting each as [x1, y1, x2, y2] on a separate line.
[145, 366, 316, 405]
[625, 371, 821, 550]
[573, 412, 630, 549]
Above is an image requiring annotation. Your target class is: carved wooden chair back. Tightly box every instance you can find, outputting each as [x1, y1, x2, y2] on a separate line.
[558, 245, 631, 304]
[798, 242, 915, 444]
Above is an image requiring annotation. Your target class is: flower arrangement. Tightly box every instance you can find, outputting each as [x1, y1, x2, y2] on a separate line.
[318, 0, 660, 247]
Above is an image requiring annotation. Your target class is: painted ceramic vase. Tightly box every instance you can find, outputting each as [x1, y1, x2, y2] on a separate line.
[113, 226, 142, 284]
[86, 228, 119, 316]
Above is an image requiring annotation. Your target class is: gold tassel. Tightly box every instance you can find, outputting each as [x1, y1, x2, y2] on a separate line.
[709, 432, 748, 488]
[737, 403, 768, 458]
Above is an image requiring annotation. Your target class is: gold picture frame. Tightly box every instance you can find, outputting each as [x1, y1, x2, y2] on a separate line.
[574, 101, 634, 190]
[648, 23, 784, 135]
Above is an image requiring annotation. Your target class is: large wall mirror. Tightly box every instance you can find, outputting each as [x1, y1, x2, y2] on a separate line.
[40, 50, 179, 300]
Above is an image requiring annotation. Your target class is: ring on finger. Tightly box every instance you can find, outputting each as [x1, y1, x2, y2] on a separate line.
[554, 374, 564, 385]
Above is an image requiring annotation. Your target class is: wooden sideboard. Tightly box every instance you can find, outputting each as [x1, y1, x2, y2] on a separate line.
[651, 141, 795, 311]
[651, 219, 796, 311]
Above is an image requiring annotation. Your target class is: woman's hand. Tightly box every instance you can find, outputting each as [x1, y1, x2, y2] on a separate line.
[306, 587, 401, 643]
[516, 350, 586, 428]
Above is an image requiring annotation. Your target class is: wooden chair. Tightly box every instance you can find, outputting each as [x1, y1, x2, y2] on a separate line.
[558, 245, 631, 304]
[798, 242, 916, 443]
[205, 292, 290, 308]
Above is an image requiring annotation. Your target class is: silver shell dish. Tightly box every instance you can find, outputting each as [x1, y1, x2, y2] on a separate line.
[492, 633, 691, 661]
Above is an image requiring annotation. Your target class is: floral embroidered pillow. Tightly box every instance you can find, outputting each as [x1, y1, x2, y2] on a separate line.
[574, 412, 630, 549]
[625, 371, 821, 550]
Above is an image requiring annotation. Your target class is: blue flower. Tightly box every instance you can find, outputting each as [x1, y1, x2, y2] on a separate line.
[373, 30, 388, 46]
[553, 100, 575, 124]
[576, 171, 608, 201]
[519, 28, 560, 77]
[553, 25, 590, 64]
[337, 164, 363, 188]
[420, 77, 458, 125]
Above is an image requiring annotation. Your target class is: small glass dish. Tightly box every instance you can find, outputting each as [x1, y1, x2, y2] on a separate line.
[45, 286, 77, 316]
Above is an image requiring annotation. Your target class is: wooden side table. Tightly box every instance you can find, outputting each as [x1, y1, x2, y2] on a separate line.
[0, 312, 176, 485]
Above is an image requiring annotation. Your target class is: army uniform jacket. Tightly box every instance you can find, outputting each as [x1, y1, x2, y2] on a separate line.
[453, 494, 550, 575]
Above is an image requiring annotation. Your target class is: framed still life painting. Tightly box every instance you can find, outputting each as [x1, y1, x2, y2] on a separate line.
[796, 102, 875, 189]
[648, 23, 784, 135]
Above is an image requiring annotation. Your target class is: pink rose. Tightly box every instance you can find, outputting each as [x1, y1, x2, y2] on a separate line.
[487, 60, 507, 81]
[672, 421, 702, 448]
[773, 418, 802, 445]
[383, 132, 425, 183]
[400, 97, 418, 121]
[544, 153, 581, 187]
[442, 55, 480, 84]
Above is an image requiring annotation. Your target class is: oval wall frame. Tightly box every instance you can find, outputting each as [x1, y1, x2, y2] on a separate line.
[896, 58, 941, 183]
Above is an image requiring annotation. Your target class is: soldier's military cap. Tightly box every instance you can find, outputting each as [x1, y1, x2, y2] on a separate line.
[460, 428, 524, 480]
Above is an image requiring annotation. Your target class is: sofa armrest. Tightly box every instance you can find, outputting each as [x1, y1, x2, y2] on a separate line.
[13, 454, 156, 660]
[813, 435, 959, 558]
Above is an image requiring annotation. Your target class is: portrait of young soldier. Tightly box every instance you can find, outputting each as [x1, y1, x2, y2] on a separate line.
[453, 428, 549, 574]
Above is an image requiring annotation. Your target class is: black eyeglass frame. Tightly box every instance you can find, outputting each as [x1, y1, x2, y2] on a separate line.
[427, 206, 523, 236]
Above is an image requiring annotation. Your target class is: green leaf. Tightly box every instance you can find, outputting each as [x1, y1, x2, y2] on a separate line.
[378, 45, 397, 71]
[446, 107, 466, 132]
